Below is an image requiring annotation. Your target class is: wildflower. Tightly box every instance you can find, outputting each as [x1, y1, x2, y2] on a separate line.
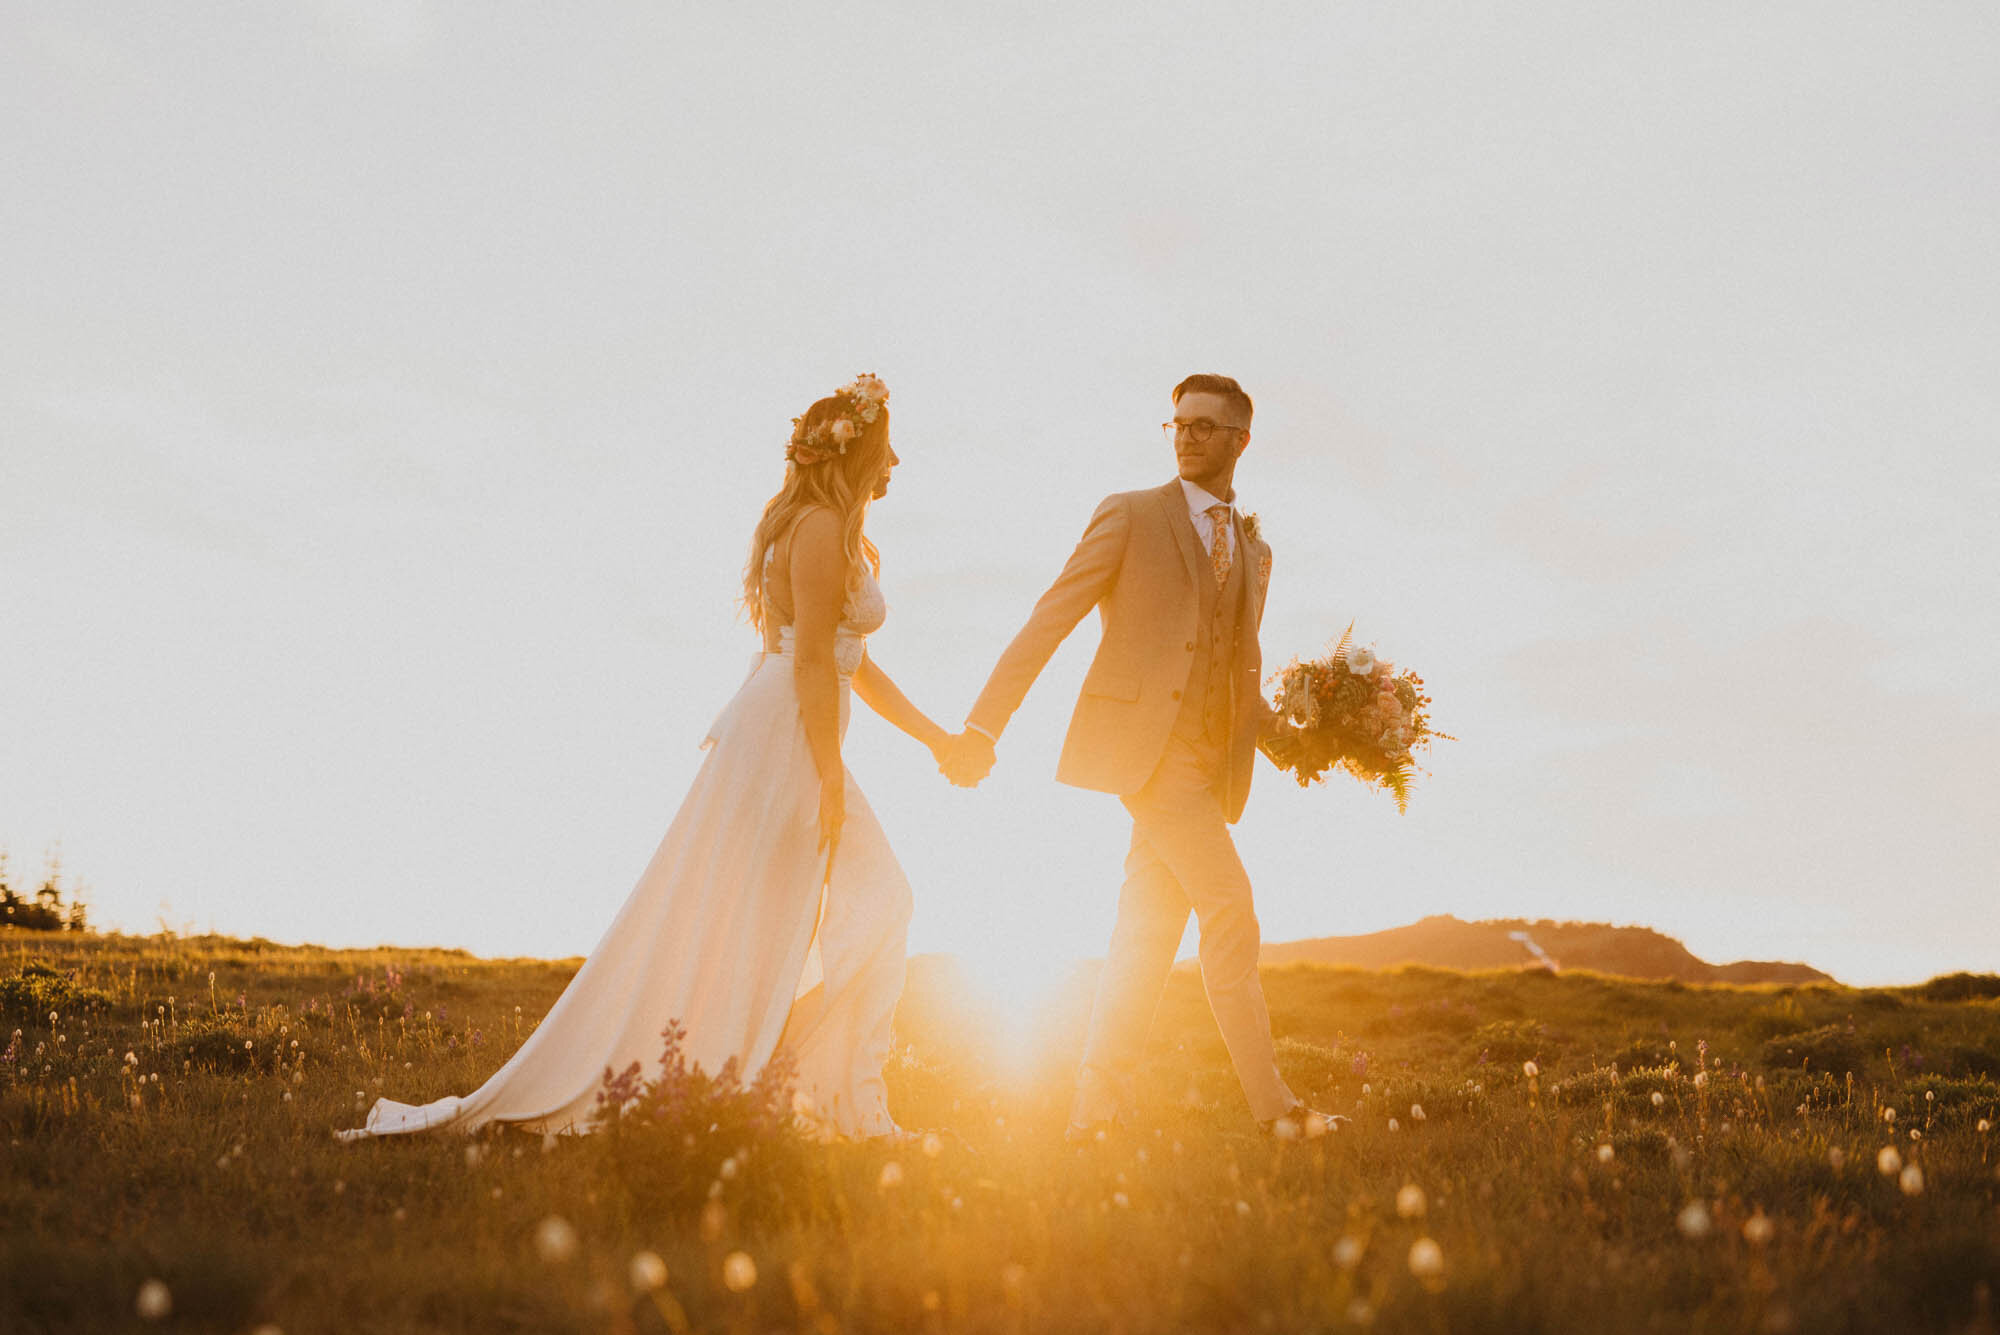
[719, 1155, 739, 1181]
[722, 1251, 757, 1292]
[1979, 1119, 1991, 1134]
[1650, 1091, 1665, 1108]
[1410, 1103, 1426, 1122]
[1396, 1184, 1427, 1218]
[1676, 1202, 1712, 1239]
[1304, 1112, 1333, 1138]
[124, 1051, 137, 1066]
[877, 1161, 904, 1191]
[1882, 1106, 1896, 1124]
[1522, 1061, 1539, 1079]
[1877, 1146, 1903, 1176]
[630, 1251, 668, 1292]
[1388, 1118, 1401, 1133]
[534, 1215, 579, 1264]
[1596, 1144, 1614, 1164]
[1898, 1164, 1924, 1196]
[1333, 1236, 1363, 1269]
[1693, 1072, 1708, 1089]
[1407, 1237, 1444, 1282]
[1742, 1210, 1774, 1245]
[135, 1279, 172, 1320]
[1909, 1129, 1921, 1142]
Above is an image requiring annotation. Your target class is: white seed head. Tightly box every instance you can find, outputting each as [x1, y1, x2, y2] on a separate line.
[1676, 1201, 1712, 1239]
[1596, 1144, 1615, 1164]
[1333, 1235, 1363, 1269]
[629, 1251, 667, 1292]
[1522, 1061, 1539, 1079]
[1898, 1164, 1925, 1196]
[877, 1161, 904, 1191]
[1742, 1210, 1775, 1245]
[1876, 1146, 1903, 1176]
[722, 1251, 757, 1292]
[1396, 1184, 1427, 1219]
[135, 1279, 172, 1321]
[1407, 1237, 1445, 1280]
[534, 1215, 579, 1264]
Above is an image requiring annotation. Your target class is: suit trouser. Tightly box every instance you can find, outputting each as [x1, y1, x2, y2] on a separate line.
[1070, 733, 1297, 1125]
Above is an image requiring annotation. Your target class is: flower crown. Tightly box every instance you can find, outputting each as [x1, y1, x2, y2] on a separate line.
[787, 373, 889, 467]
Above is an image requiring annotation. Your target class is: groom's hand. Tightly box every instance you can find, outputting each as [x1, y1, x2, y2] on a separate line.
[939, 731, 997, 788]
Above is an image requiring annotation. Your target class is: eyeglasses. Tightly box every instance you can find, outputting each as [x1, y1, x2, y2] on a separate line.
[1162, 418, 1247, 445]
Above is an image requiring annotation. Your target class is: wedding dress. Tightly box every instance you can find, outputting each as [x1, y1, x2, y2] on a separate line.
[337, 568, 912, 1142]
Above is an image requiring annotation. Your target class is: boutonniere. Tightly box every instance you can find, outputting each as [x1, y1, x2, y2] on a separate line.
[1240, 511, 1262, 543]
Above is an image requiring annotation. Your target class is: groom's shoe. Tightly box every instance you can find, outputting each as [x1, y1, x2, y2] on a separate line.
[1263, 1104, 1348, 1139]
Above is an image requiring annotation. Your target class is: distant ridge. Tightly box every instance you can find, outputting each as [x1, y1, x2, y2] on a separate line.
[1259, 915, 1835, 985]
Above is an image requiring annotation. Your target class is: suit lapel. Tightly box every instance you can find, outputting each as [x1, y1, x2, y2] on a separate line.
[1156, 479, 1205, 590]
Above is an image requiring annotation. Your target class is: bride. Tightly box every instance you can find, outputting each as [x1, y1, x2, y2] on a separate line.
[339, 373, 951, 1143]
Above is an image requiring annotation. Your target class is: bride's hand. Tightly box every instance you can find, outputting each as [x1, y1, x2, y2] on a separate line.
[817, 776, 845, 858]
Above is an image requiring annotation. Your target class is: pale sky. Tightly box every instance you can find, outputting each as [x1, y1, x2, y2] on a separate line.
[4, 3, 1995, 992]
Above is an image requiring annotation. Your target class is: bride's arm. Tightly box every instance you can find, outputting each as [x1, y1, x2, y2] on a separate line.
[852, 652, 952, 760]
[789, 508, 849, 854]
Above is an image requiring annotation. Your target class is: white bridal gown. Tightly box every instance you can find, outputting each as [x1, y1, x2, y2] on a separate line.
[338, 571, 913, 1142]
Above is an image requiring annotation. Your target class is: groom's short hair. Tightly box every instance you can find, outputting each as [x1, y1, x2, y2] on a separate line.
[1172, 373, 1253, 424]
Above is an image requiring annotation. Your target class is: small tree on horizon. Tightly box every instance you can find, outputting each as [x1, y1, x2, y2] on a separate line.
[0, 846, 88, 933]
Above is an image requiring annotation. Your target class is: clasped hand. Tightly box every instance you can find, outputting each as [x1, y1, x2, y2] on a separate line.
[932, 730, 996, 789]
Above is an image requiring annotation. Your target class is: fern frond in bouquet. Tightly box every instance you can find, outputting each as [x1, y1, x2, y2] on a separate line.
[1259, 622, 1448, 813]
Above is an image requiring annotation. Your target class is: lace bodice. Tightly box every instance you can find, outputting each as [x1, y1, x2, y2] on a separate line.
[764, 567, 886, 678]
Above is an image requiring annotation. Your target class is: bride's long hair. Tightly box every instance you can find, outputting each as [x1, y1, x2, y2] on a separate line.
[742, 393, 889, 635]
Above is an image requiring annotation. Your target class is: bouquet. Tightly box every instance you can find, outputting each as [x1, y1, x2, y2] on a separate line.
[1259, 623, 1446, 812]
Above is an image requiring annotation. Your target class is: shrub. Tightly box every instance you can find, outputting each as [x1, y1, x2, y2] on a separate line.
[1912, 974, 2000, 1003]
[1760, 1023, 1864, 1075]
[175, 1014, 269, 1073]
[0, 962, 113, 1026]
[1467, 1019, 1547, 1066]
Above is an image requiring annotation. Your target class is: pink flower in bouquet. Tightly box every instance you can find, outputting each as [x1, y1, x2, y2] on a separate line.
[1376, 691, 1403, 717]
[1374, 660, 1395, 682]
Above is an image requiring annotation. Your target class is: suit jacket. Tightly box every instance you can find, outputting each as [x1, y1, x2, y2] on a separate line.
[968, 478, 1272, 824]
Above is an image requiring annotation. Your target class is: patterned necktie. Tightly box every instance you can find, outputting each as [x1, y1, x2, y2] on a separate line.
[1205, 504, 1232, 589]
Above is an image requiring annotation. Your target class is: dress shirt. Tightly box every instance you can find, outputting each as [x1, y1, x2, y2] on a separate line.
[1181, 479, 1238, 569]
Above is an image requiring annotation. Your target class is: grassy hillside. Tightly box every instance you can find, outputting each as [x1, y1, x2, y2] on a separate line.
[3, 930, 1997, 1333]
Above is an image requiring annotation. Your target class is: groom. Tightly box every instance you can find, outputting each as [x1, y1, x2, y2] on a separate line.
[943, 374, 1326, 1139]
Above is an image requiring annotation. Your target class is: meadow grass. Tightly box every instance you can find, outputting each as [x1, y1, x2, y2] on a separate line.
[2, 930, 1996, 1333]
